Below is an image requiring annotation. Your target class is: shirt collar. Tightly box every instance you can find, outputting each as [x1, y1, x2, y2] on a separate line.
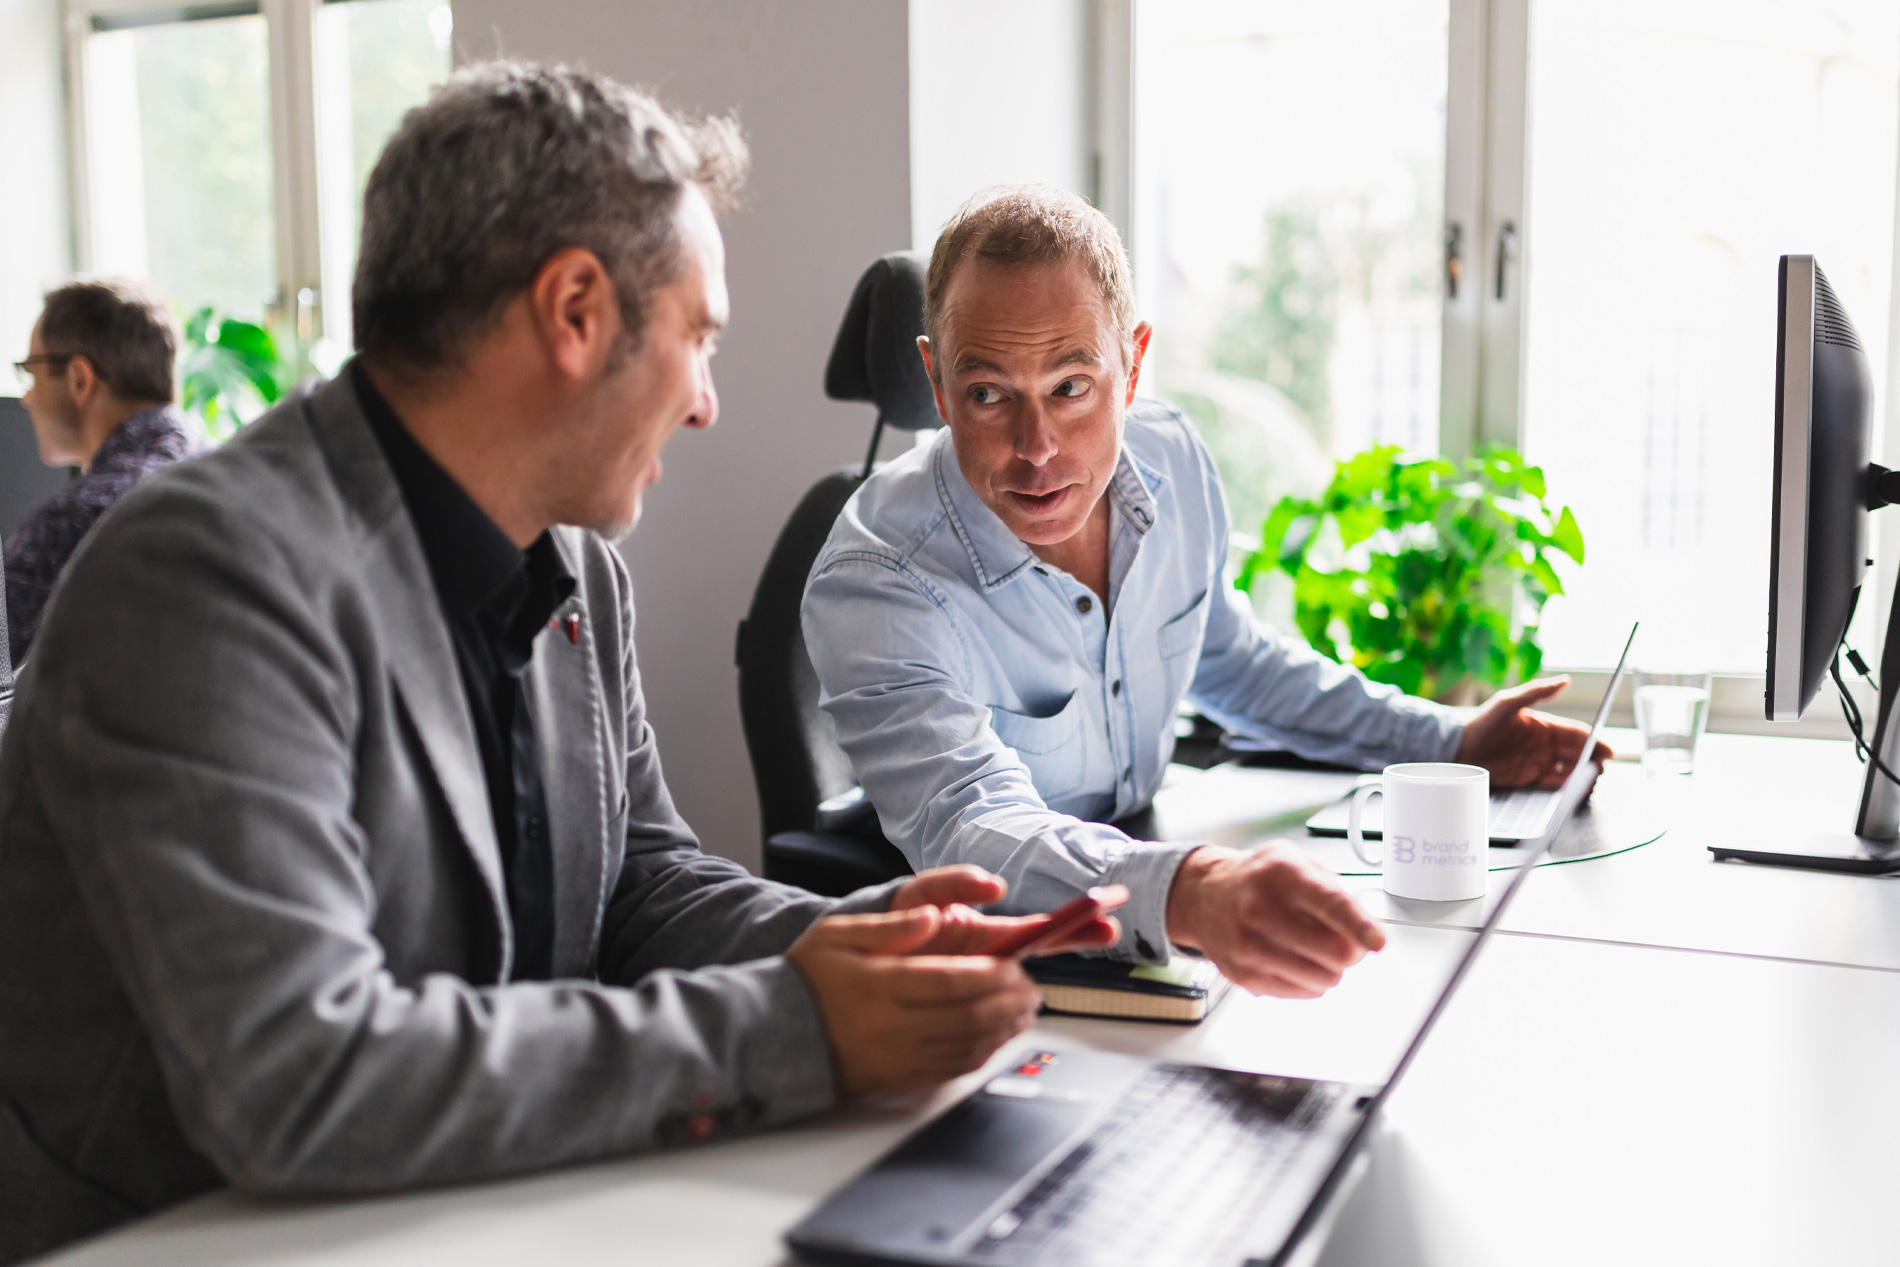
[350, 359, 557, 621]
[933, 429, 1167, 593]
[88, 404, 192, 475]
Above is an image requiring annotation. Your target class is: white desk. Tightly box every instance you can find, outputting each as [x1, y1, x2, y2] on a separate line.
[41, 733, 1900, 1267]
[1154, 730, 1900, 974]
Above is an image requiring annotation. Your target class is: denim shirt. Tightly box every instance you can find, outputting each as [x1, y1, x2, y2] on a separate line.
[802, 399, 1463, 960]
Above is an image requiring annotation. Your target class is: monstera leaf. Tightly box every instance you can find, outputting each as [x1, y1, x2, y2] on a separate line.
[180, 307, 285, 441]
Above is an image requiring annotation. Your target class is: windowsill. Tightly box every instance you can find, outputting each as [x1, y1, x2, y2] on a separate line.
[1536, 669, 1866, 743]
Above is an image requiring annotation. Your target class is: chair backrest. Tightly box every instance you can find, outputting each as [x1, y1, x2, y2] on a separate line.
[737, 251, 939, 840]
[736, 471, 864, 838]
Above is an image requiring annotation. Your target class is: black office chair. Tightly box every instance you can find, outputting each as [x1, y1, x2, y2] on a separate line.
[737, 253, 939, 896]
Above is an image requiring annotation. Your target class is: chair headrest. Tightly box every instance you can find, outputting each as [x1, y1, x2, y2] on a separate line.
[824, 252, 940, 432]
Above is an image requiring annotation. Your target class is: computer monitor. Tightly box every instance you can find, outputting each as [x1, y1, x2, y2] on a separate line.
[1726, 255, 1900, 871]
[1766, 255, 1870, 723]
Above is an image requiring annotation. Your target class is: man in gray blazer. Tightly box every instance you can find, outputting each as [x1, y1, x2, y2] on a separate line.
[0, 63, 1110, 1262]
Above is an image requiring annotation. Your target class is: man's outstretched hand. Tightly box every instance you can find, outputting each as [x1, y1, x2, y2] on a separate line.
[1165, 842, 1387, 998]
[788, 866, 1119, 1098]
[1454, 675, 1612, 790]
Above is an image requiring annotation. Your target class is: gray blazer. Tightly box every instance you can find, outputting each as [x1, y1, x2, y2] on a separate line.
[0, 374, 879, 1263]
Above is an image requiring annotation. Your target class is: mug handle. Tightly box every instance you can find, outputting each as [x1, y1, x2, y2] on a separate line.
[1348, 781, 1384, 866]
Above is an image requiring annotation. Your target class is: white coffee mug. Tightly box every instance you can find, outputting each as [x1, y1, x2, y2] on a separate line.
[1347, 762, 1489, 901]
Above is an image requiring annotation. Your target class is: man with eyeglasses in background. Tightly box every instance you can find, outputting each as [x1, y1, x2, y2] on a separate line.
[7, 279, 204, 664]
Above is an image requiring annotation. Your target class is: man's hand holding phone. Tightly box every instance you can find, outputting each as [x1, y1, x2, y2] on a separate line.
[787, 868, 1125, 1099]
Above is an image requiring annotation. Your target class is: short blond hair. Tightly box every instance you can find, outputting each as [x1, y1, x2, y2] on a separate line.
[923, 185, 1136, 373]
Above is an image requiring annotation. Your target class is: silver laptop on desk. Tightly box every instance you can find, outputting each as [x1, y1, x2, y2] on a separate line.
[1304, 783, 1562, 844]
[786, 629, 1638, 1267]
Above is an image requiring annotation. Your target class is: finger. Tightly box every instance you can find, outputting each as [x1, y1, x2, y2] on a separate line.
[914, 1010, 1041, 1079]
[1222, 959, 1329, 999]
[1299, 882, 1387, 952]
[910, 981, 1043, 1042]
[905, 985, 1043, 1066]
[908, 910, 1046, 957]
[1223, 934, 1351, 996]
[1233, 970, 1324, 999]
[879, 956, 1033, 1006]
[815, 906, 943, 956]
[1504, 675, 1570, 709]
[890, 865, 1008, 911]
[1036, 914, 1121, 955]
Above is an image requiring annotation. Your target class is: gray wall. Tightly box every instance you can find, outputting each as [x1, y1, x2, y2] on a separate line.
[451, 0, 911, 870]
[908, 0, 1092, 249]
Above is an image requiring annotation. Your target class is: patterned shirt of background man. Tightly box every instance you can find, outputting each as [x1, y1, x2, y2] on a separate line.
[5, 404, 205, 665]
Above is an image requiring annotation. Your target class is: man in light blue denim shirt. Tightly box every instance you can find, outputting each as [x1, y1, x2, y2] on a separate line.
[802, 187, 1599, 998]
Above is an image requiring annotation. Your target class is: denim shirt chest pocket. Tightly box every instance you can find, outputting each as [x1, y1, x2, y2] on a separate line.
[986, 691, 1087, 801]
[1157, 588, 1211, 706]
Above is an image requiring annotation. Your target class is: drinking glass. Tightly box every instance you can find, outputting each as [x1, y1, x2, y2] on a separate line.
[1634, 669, 1713, 774]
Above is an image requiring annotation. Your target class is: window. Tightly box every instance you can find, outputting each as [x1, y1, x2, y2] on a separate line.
[68, 0, 452, 368]
[83, 6, 277, 321]
[1132, 1, 1450, 541]
[1520, 1, 1900, 672]
[1121, 0, 1900, 694]
[313, 0, 454, 353]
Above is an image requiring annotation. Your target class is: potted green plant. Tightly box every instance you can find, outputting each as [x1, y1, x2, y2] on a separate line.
[1237, 444, 1585, 704]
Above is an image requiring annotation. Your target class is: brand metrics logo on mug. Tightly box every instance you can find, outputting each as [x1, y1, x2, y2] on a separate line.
[1347, 762, 1490, 901]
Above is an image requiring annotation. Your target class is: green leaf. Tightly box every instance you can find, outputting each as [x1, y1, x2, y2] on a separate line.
[1550, 505, 1585, 563]
[1263, 440, 1583, 699]
[178, 306, 288, 440]
[1259, 499, 1313, 572]
[1528, 554, 1565, 597]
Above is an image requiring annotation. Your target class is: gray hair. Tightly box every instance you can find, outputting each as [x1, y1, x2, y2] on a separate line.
[353, 60, 747, 370]
[38, 278, 178, 403]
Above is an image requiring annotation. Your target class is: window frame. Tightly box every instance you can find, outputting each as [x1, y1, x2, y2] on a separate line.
[1112, 0, 1900, 738]
[63, 0, 353, 346]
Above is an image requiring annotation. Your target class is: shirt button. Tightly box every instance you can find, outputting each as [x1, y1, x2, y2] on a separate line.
[1111, 679, 1122, 696]
[1076, 595, 1093, 614]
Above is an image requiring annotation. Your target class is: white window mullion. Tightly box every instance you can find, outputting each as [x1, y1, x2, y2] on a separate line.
[1087, 0, 1135, 249]
[263, 0, 322, 343]
[1439, 0, 1489, 459]
[1476, 0, 1530, 453]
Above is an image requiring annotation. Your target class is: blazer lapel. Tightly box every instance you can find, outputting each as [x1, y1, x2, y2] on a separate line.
[528, 530, 611, 979]
[299, 374, 514, 976]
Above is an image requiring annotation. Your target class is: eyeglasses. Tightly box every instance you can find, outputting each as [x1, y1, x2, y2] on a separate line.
[11, 354, 75, 379]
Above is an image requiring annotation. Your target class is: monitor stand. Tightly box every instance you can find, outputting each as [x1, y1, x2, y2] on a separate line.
[1710, 832, 1900, 875]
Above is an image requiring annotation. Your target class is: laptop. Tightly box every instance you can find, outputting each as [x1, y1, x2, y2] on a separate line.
[1304, 783, 1562, 844]
[785, 626, 1637, 1267]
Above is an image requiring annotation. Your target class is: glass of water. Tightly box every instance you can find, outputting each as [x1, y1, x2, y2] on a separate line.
[1633, 669, 1714, 774]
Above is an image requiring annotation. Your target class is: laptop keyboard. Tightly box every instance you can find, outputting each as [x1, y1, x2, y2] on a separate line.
[970, 1064, 1339, 1266]
[1490, 788, 1556, 838]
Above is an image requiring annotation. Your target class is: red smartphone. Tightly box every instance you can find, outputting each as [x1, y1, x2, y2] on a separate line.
[989, 885, 1129, 959]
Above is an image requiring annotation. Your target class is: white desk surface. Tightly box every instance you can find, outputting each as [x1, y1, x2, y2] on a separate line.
[41, 732, 1900, 1267]
[1154, 730, 1900, 975]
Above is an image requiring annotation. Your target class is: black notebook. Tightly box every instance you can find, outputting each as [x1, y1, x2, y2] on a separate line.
[1024, 953, 1231, 1024]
